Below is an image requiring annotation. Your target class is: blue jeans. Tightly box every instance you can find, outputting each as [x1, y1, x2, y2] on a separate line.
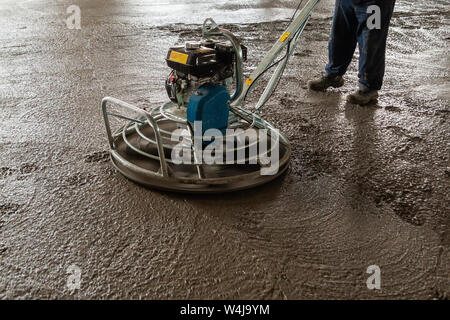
[325, 0, 396, 90]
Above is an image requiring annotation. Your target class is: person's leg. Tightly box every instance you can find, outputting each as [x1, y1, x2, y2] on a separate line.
[355, 0, 396, 91]
[309, 0, 358, 91]
[325, 0, 358, 77]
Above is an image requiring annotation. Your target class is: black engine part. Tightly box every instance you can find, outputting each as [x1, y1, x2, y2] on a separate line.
[166, 40, 247, 78]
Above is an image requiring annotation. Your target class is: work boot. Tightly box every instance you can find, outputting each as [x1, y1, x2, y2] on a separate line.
[347, 84, 379, 105]
[307, 74, 344, 91]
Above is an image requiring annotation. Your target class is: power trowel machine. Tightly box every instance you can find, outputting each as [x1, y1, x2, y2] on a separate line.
[101, 0, 321, 193]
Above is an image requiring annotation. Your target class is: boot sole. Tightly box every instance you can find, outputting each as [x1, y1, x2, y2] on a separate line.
[346, 95, 378, 105]
[308, 80, 344, 92]
[331, 82, 344, 89]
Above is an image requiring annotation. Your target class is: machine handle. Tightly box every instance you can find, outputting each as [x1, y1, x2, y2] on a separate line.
[231, 0, 321, 108]
[101, 97, 169, 178]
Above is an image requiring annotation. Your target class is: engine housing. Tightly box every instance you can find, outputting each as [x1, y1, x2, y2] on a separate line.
[187, 83, 231, 136]
[165, 39, 247, 108]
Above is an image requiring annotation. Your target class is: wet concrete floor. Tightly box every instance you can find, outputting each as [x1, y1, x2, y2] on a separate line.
[0, 0, 449, 299]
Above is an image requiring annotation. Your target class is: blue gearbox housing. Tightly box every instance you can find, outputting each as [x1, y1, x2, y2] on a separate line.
[187, 83, 230, 137]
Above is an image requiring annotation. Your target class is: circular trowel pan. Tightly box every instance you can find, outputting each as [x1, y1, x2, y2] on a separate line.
[109, 121, 291, 194]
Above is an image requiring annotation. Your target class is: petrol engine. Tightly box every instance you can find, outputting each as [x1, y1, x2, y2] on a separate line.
[165, 39, 247, 134]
